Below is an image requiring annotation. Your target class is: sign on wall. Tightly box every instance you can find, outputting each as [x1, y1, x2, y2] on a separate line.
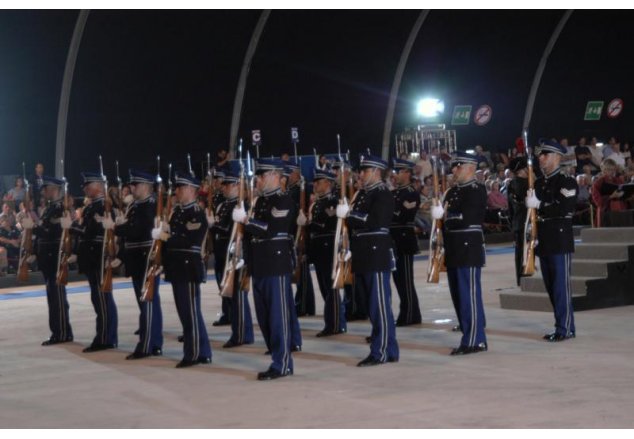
[451, 105, 472, 125]
[606, 98, 623, 119]
[584, 101, 604, 121]
[474, 105, 492, 126]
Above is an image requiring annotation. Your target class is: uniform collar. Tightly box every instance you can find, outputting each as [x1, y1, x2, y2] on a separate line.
[316, 191, 332, 200]
[92, 196, 104, 203]
[458, 178, 476, 188]
[262, 188, 282, 197]
[395, 183, 413, 190]
[544, 168, 561, 179]
[225, 195, 238, 202]
[181, 200, 197, 209]
[365, 181, 383, 192]
[135, 195, 152, 204]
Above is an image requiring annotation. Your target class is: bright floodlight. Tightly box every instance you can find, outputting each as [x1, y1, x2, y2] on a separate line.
[417, 98, 445, 118]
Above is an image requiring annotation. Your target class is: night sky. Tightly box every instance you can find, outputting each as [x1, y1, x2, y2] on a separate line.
[1, 9, 633, 190]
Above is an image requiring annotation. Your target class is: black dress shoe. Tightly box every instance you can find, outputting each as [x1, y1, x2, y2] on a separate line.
[365, 336, 372, 343]
[197, 356, 212, 364]
[134, 329, 140, 335]
[450, 342, 487, 356]
[543, 332, 575, 342]
[212, 318, 230, 327]
[42, 336, 73, 346]
[175, 359, 198, 368]
[357, 355, 384, 367]
[291, 345, 302, 352]
[264, 350, 271, 355]
[223, 340, 242, 348]
[126, 351, 151, 360]
[451, 325, 462, 332]
[83, 343, 116, 353]
[316, 329, 334, 337]
[152, 347, 162, 356]
[257, 367, 292, 381]
[177, 335, 184, 343]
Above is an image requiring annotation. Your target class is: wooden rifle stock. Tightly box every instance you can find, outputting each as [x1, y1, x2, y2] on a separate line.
[141, 180, 168, 302]
[292, 176, 307, 283]
[427, 159, 445, 283]
[332, 165, 352, 289]
[522, 155, 538, 276]
[56, 183, 73, 286]
[100, 185, 116, 292]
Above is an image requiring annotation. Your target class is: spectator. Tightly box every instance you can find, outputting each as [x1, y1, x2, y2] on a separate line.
[415, 150, 433, 180]
[4, 177, 27, 209]
[474, 145, 493, 169]
[32, 162, 45, 209]
[215, 148, 231, 171]
[591, 158, 628, 227]
[575, 137, 599, 175]
[576, 175, 591, 204]
[0, 215, 21, 274]
[486, 180, 508, 210]
[0, 202, 16, 228]
[589, 137, 604, 168]
[606, 141, 626, 169]
[415, 183, 433, 236]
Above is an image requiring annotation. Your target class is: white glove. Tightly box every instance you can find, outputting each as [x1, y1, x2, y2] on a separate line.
[151, 222, 169, 241]
[234, 259, 245, 270]
[67, 254, 77, 264]
[20, 217, 34, 230]
[26, 255, 37, 264]
[60, 215, 72, 230]
[206, 210, 216, 227]
[115, 214, 127, 226]
[123, 194, 134, 205]
[431, 204, 445, 220]
[525, 189, 541, 209]
[336, 203, 349, 218]
[296, 210, 307, 226]
[101, 216, 115, 230]
[232, 205, 247, 223]
[110, 258, 122, 268]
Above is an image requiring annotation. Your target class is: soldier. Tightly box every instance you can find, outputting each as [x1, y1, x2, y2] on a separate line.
[152, 172, 211, 367]
[525, 139, 578, 342]
[432, 151, 488, 355]
[305, 168, 346, 336]
[506, 157, 529, 287]
[338, 155, 399, 366]
[210, 168, 232, 327]
[232, 158, 296, 380]
[390, 158, 422, 326]
[106, 170, 163, 359]
[211, 169, 254, 348]
[285, 160, 316, 317]
[331, 158, 366, 321]
[24, 176, 73, 345]
[64, 172, 118, 352]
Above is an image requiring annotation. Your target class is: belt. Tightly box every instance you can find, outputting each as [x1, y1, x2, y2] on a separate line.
[124, 240, 153, 249]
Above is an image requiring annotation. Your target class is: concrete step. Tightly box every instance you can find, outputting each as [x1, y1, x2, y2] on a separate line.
[571, 259, 622, 277]
[520, 274, 600, 295]
[499, 290, 585, 312]
[574, 242, 634, 260]
[580, 227, 634, 243]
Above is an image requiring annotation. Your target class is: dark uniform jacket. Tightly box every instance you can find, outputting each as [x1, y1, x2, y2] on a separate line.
[244, 188, 294, 278]
[33, 198, 64, 275]
[507, 177, 529, 232]
[71, 197, 111, 274]
[164, 201, 208, 283]
[307, 191, 338, 264]
[287, 182, 301, 238]
[211, 195, 239, 265]
[534, 168, 578, 256]
[442, 178, 487, 268]
[389, 184, 420, 255]
[114, 196, 155, 277]
[347, 181, 395, 273]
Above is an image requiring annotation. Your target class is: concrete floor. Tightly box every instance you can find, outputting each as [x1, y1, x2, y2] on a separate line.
[1, 244, 633, 428]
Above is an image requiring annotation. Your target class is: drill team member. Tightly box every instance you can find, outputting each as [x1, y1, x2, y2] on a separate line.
[525, 139, 578, 342]
[211, 168, 232, 327]
[338, 155, 399, 366]
[306, 168, 347, 336]
[65, 172, 118, 352]
[153, 172, 211, 367]
[390, 158, 422, 326]
[211, 169, 254, 348]
[26, 176, 74, 345]
[433, 151, 488, 355]
[506, 157, 529, 287]
[107, 169, 163, 359]
[233, 158, 296, 380]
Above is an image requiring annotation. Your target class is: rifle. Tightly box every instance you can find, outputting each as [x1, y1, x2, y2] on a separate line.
[56, 161, 72, 285]
[100, 156, 116, 292]
[522, 129, 537, 276]
[220, 141, 246, 297]
[17, 162, 33, 282]
[141, 158, 169, 302]
[332, 134, 352, 289]
[292, 159, 306, 283]
[203, 153, 214, 267]
[427, 157, 445, 283]
[239, 149, 256, 292]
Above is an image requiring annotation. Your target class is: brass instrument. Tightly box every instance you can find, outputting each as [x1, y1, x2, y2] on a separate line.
[141, 158, 170, 302]
[17, 162, 33, 282]
[522, 129, 538, 276]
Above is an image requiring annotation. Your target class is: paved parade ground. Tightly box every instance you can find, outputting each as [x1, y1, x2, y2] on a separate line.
[1, 244, 633, 428]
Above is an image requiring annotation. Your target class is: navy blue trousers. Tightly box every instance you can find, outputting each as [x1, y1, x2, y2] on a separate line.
[131, 272, 163, 354]
[252, 274, 294, 374]
[345, 279, 367, 320]
[447, 266, 487, 348]
[539, 253, 576, 336]
[392, 253, 422, 325]
[356, 271, 399, 362]
[227, 269, 254, 345]
[214, 254, 232, 323]
[314, 259, 346, 333]
[294, 258, 316, 316]
[87, 271, 118, 346]
[171, 281, 211, 361]
[43, 271, 73, 341]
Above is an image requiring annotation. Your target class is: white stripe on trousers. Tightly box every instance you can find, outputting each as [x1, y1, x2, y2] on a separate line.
[469, 267, 476, 347]
[278, 276, 290, 373]
[188, 282, 199, 361]
[376, 272, 388, 362]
